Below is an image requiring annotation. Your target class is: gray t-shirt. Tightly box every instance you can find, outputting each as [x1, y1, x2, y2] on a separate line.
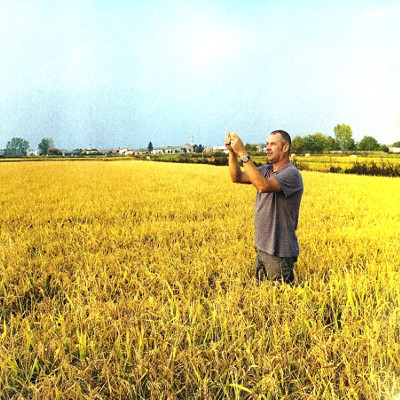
[254, 162, 303, 257]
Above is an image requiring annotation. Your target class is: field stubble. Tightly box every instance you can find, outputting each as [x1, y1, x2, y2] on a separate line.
[0, 160, 400, 399]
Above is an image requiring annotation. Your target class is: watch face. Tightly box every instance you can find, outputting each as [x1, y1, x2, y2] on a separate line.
[242, 156, 250, 162]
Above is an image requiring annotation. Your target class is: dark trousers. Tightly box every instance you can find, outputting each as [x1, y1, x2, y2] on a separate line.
[255, 250, 296, 284]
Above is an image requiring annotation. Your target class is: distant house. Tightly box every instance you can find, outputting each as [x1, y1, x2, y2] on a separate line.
[134, 148, 148, 155]
[152, 146, 185, 154]
[389, 147, 400, 153]
[182, 143, 193, 153]
[110, 148, 135, 156]
[203, 146, 229, 154]
[82, 149, 101, 155]
[211, 145, 229, 154]
[26, 149, 39, 156]
[109, 147, 145, 156]
[169, 146, 185, 154]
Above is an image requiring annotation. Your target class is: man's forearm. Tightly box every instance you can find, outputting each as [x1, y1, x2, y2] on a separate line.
[228, 150, 243, 182]
[242, 159, 281, 193]
[234, 148, 278, 192]
[242, 159, 267, 190]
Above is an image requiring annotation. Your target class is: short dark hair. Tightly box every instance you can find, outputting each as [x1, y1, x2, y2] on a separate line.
[270, 130, 291, 149]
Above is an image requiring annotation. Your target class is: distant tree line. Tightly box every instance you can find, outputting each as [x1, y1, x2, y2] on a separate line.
[1, 137, 62, 157]
[1, 126, 399, 158]
[0, 137, 91, 157]
[291, 124, 390, 153]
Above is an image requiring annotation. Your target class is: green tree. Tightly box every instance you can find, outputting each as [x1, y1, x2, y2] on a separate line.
[38, 138, 54, 155]
[334, 124, 354, 151]
[147, 142, 153, 153]
[4, 137, 30, 157]
[357, 136, 380, 151]
[303, 133, 327, 153]
[380, 145, 389, 153]
[244, 143, 258, 152]
[392, 141, 400, 147]
[324, 136, 338, 151]
[291, 136, 304, 153]
[193, 144, 204, 153]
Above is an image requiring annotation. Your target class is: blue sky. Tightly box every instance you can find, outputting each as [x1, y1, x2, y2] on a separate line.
[1, 0, 399, 150]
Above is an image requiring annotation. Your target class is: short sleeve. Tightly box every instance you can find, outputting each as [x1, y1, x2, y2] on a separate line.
[274, 165, 303, 198]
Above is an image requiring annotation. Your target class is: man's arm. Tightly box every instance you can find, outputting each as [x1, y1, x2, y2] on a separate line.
[240, 156, 281, 193]
[228, 148, 252, 184]
[225, 132, 251, 184]
[228, 132, 281, 193]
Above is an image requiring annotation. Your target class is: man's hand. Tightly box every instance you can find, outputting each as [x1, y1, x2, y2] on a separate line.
[228, 132, 246, 158]
[225, 132, 234, 152]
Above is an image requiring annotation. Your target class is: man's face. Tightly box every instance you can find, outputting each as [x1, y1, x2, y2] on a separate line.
[266, 133, 287, 163]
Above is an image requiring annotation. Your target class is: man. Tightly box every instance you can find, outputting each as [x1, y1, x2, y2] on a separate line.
[225, 130, 303, 284]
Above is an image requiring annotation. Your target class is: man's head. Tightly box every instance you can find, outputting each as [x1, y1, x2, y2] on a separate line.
[271, 130, 291, 150]
[266, 130, 291, 165]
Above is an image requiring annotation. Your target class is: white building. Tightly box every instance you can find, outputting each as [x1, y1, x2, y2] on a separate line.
[152, 146, 185, 154]
[117, 147, 129, 155]
[112, 147, 135, 155]
[182, 143, 193, 153]
[211, 145, 229, 154]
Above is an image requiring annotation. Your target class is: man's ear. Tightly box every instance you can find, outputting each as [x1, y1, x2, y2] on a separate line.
[283, 143, 290, 153]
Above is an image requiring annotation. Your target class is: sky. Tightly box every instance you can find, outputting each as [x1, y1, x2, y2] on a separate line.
[1, 0, 399, 150]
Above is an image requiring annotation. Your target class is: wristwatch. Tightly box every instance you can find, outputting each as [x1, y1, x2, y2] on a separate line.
[241, 155, 251, 163]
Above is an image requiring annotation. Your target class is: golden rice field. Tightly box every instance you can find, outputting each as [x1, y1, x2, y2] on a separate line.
[1, 160, 400, 399]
